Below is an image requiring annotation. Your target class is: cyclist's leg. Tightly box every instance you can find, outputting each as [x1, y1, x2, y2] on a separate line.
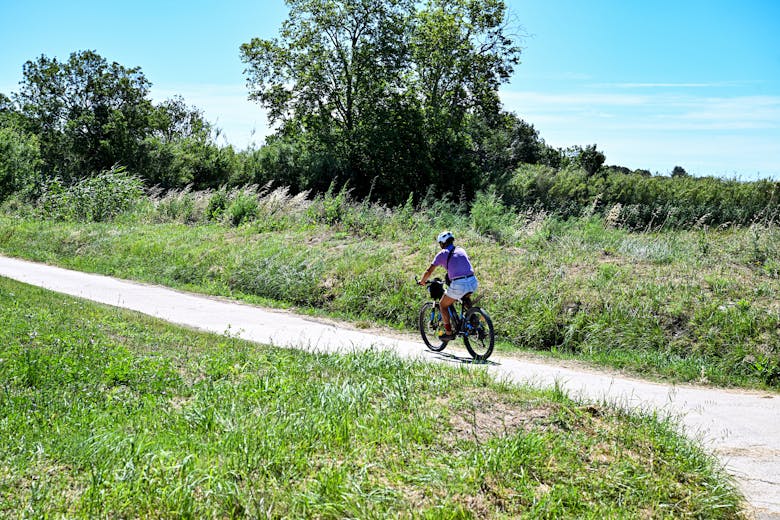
[439, 294, 456, 333]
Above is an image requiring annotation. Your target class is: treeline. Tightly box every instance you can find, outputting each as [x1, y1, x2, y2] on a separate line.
[1, 0, 778, 229]
[0, 50, 241, 197]
[0, 47, 554, 204]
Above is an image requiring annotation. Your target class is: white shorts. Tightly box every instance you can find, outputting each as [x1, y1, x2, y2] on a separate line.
[446, 275, 478, 301]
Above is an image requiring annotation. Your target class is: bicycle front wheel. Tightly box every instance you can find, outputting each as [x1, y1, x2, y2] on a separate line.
[463, 307, 495, 361]
[419, 301, 448, 352]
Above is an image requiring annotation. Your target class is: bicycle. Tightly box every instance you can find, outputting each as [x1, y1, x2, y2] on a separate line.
[417, 277, 495, 361]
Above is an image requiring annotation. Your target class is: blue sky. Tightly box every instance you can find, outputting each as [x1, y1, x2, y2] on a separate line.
[1, 0, 778, 178]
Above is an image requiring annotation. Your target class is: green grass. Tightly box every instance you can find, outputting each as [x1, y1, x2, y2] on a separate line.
[1, 194, 779, 390]
[0, 277, 746, 518]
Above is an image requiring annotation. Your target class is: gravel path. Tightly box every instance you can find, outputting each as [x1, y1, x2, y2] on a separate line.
[1, 255, 778, 519]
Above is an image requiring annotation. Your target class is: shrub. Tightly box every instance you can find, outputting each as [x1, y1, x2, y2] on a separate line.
[206, 187, 229, 221]
[505, 165, 780, 229]
[225, 189, 259, 226]
[0, 127, 41, 202]
[38, 166, 144, 222]
[307, 182, 353, 226]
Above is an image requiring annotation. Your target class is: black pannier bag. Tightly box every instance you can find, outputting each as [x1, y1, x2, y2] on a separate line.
[427, 278, 445, 300]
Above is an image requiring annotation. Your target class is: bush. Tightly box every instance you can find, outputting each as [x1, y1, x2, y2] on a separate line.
[308, 182, 352, 226]
[205, 187, 229, 221]
[140, 137, 238, 190]
[0, 127, 41, 202]
[225, 189, 259, 226]
[38, 166, 144, 222]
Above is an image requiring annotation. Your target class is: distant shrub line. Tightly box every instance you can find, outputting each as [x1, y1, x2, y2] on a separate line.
[506, 164, 780, 229]
[8, 163, 776, 232]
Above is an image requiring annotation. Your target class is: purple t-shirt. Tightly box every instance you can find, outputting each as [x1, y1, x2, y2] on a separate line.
[432, 246, 474, 280]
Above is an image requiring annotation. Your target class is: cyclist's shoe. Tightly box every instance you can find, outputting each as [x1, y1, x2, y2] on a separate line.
[439, 330, 456, 341]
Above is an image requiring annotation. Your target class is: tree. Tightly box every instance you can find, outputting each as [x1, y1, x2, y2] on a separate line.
[138, 96, 236, 189]
[241, 0, 412, 195]
[468, 111, 545, 186]
[671, 165, 688, 178]
[240, 0, 521, 203]
[411, 0, 521, 196]
[567, 144, 606, 177]
[0, 93, 13, 120]
[411, 0, 518, 122]
[13, 50, 154, 182]
[150, 96, 211, 143]
[1, 93, 41, 200]
[9, 51, 237, 191]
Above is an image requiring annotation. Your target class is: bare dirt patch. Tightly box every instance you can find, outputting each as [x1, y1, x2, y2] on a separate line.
[442, 391, 559, 444]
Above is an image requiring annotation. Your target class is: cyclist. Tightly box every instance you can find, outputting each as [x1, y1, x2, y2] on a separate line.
[418, 231, 478, 341]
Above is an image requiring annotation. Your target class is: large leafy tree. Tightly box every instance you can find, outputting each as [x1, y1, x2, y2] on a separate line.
[150, 96, 212, 144]
[13, 50, 154, 181]
[0, 93, 41, 201]
[412, 0, 518, 125]
[0, 127, 41, 202]
[9, 51, 236, 191]
[241, 0, 520, 203]
[241, 0, 413, 195]
[413, 0, 520, 193]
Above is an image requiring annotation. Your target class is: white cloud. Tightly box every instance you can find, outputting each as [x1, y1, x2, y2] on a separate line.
[594, 82, 744, 89]
[503, 90, 780, 130]
[502, 90, 650, 107]
[671, 96, 780, 129]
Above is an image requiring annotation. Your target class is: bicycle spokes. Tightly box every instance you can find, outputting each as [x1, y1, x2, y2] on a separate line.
[418, 301, 447, 352]
[462, 307, 494, 361]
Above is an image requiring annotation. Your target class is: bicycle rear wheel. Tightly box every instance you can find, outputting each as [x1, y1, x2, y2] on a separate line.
[419, 301, 448, 352]
[463, 307, 494, 361]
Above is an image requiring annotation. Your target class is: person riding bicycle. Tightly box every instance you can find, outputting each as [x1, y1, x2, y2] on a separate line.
[418, 231, 478, 341]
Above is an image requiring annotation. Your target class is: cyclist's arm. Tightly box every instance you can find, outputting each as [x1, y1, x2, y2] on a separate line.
[419, 264, 436, 285]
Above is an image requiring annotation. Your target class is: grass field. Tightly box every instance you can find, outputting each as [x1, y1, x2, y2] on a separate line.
[1, 185, 778, 390]
[0, 276, 746, 518]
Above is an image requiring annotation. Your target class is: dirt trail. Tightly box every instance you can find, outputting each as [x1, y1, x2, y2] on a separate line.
[1, 255, 778, 519]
